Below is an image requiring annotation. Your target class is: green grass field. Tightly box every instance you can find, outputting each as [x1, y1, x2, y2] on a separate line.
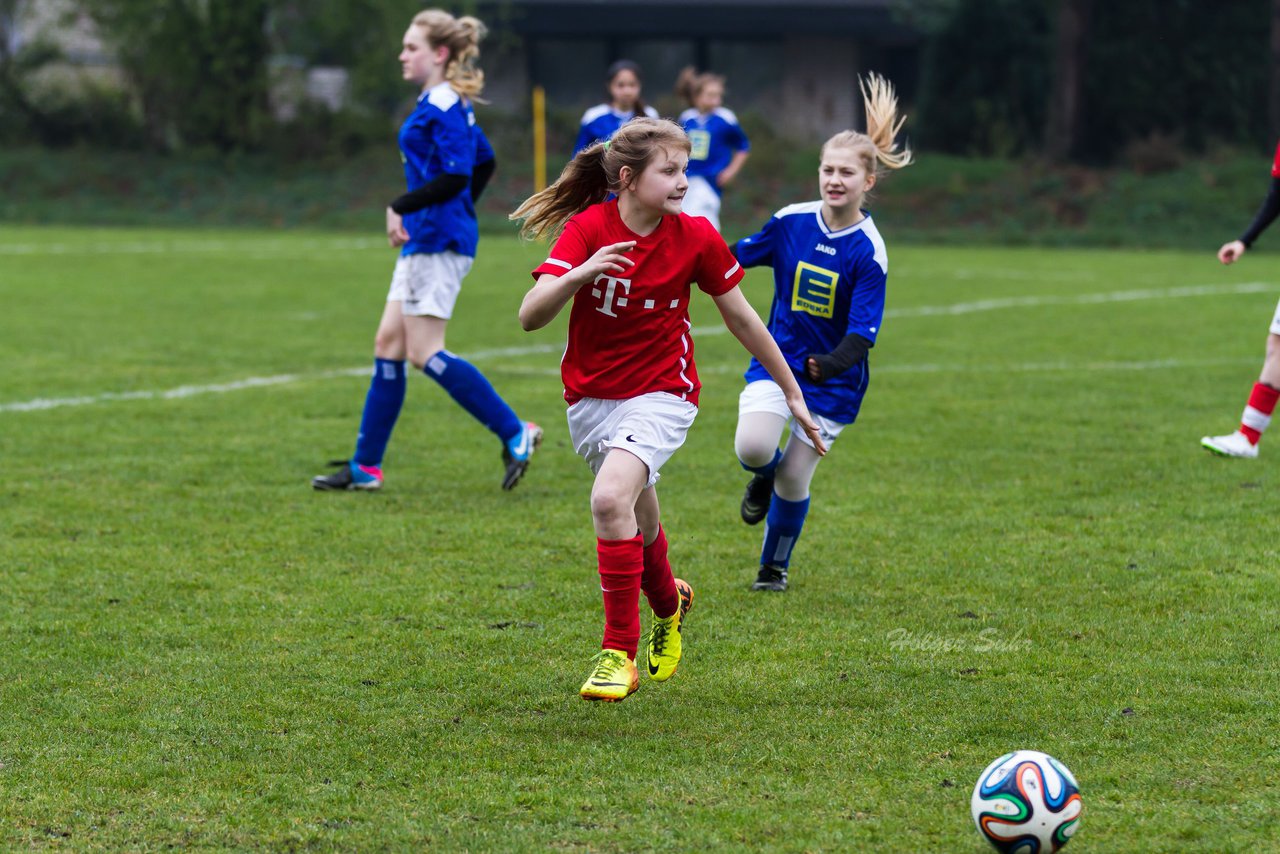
[2, 226, 1277, 851]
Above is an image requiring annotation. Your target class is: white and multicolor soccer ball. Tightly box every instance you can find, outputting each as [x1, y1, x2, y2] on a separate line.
[971, 750, 1082, 853]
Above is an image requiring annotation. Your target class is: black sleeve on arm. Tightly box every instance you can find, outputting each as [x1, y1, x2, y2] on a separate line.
[470, 158, 496, 204]
[1240, 176, 1280, 248]
[807, 333, 873, 383]
[388, 173, 470, 215]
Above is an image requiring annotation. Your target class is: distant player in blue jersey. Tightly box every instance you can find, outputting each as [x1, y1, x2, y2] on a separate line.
[313, 9, 541, 493]
[676, 67, 750, 232]
[730, 74, 912, 591]
[573, 60, 660, 156]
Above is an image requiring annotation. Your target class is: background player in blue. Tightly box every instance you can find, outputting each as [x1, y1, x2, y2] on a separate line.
[312, 9, 541, 492]
[730, 74, 912, 591]
[573, 60, 660, 156]
[676, 67, 750, 232]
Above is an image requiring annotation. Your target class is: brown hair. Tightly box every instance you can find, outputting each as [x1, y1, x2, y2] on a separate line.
[606, 59, 648, 117]
[822, 73, 913, 176]
[674, 66, 725, 108]
[411, 9, 487, 101]
[510, 117, 691, 241]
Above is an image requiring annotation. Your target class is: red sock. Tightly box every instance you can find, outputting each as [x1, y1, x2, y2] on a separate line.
[641, 526, 680, 618]
[597, 534, 644, 658]
[1240, 382, 1280, 445]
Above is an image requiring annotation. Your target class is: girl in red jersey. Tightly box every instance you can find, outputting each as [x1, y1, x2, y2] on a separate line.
[510, 117, 826, 702]
[1201, 139, 1280, 458]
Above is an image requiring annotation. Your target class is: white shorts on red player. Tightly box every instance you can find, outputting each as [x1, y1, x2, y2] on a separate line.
[738, 379, 848, 451]
[1270, 297, 1280, 336]
[567, 392, 698, 487]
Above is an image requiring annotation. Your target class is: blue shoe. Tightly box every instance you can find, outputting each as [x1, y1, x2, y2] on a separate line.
[312, 459, 383, 491]
[501, 421, 543, 490]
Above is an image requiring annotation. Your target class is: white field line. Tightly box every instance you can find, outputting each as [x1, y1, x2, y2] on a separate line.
[1, 281, 1272, 414]
[0, 237, 387, 256]
[1, 343, 566, 414]
[879, 281, 1274, 318]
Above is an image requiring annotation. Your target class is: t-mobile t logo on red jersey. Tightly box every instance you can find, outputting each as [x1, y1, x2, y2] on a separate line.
[591, 274, 682, 317]
[591, 275, 632, 317]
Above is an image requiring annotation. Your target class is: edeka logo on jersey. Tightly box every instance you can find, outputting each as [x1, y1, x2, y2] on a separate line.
[688, 129, 711, 161]
[791, 262, 839, 318]
[591, 275, 633, 317]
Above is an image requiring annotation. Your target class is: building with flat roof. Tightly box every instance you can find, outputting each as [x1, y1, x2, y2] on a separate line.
[480, 0, 921, 140]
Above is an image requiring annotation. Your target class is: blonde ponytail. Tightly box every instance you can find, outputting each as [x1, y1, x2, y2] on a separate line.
[412, 9, 487, 101]
[860, 73, 912, 170]
[823, 73, 913, 175]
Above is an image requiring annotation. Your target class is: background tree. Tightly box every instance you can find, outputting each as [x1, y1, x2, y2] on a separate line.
[1271, 0, 1280, 140]
[913, 0, 1052, 157]
[1078, 0, 1267, 162]
[914, 0, 1272, 163]
[1, 0, 142, 147]
[270, 0, 408, 115]
[83, 0, 271, 152]
[0, 0, 61, 143]
[1044, 0, 1090, 162]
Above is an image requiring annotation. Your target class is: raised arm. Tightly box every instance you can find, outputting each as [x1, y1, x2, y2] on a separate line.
[712, 286, 827, 456]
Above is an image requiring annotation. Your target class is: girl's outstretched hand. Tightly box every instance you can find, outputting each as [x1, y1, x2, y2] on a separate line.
[786, 391, 827, 456]
[576, 241, 636, 284]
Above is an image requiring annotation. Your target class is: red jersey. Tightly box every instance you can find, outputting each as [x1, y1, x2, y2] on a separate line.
[1271, 139, 1280, 177]
[531, 199, 744, 406]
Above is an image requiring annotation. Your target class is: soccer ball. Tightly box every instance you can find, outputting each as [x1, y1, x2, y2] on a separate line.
[971, 750, 1082, 853]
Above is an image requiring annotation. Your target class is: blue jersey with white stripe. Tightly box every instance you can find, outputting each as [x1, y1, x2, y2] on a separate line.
[680, 107, 750, 195]
[574, 103, 660, 155]
[735, 201, 888, 423]
[398, 82, 493, 258]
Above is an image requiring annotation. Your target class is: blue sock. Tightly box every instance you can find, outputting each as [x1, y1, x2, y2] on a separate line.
[353, 358, 406, 467]
[760, 494, 809, 570]
[740, 447, 782, 477]
[424, 350, 522, 443]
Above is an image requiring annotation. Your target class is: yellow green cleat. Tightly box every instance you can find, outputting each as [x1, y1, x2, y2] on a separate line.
[645, 578, 693, 682]
[579, 649, 640, 702]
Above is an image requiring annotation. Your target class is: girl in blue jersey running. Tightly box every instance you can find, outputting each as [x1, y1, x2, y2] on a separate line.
[573, 60, 660, 156]
[676, 67, 750, 232]
[730, 73, 912, 591]
[313, 9, 540, 493]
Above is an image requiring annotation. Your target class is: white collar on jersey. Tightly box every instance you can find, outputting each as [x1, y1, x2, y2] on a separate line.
[417, 81, 460, 111]
[774, 200, 873, 240]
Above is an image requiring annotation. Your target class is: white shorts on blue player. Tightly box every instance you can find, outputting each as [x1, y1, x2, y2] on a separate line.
[681, 176, 721, 232]
[738, 379, 847, 451]
[387, 251, 473, 318]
